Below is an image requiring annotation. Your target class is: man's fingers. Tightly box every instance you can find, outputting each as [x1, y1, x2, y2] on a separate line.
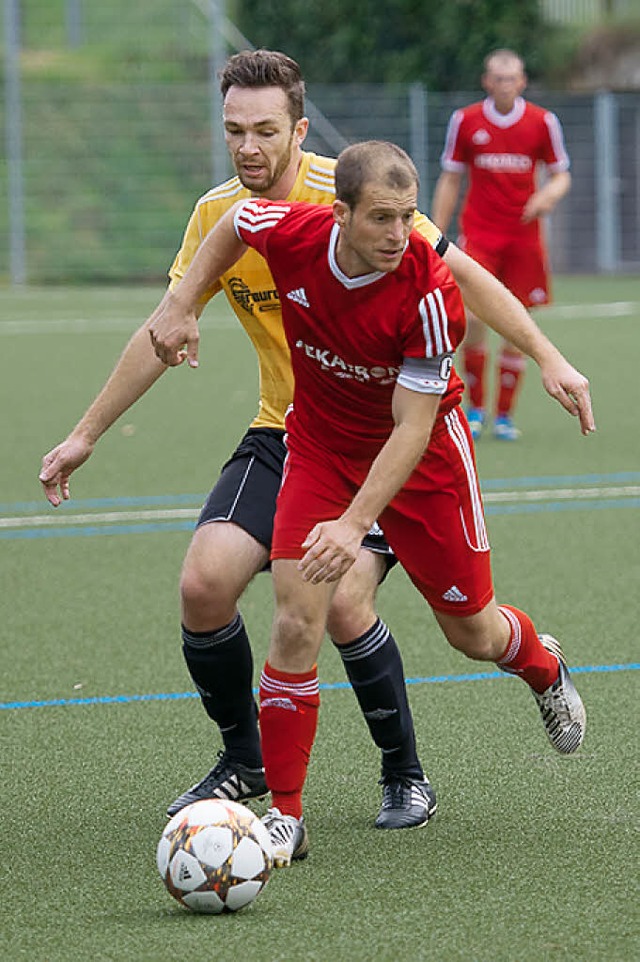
[573, 390, 596, 435]
[186, 335, 200, 369]
[39, 475, 63, 506]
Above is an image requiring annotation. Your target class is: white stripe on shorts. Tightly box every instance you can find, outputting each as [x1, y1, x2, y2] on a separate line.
[445, 409, 489, 551]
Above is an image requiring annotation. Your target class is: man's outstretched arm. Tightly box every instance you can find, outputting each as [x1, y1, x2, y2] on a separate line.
[442, 243, 595, 436]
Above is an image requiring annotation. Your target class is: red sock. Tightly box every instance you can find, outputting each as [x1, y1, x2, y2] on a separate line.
[496, 348, 526, 417]
[259, 662, 320, 819]
[496, 605, 560, 693]
[463, 346, 487, 409]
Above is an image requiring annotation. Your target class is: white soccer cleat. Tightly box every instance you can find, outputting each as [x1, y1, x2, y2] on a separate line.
[532, 634, 586, 754]
[261, 807, 309, 868]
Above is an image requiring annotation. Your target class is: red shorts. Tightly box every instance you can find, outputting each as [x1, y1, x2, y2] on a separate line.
[272, 407, 494, 616]
[460, 228, 550, 308]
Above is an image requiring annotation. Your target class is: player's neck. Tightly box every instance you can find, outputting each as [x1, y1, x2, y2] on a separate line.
[490, 95, 520, 116]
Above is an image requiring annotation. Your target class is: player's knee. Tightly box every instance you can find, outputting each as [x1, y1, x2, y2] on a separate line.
[442, 621, 497, 662]
[327, 552, 382, 643]
[272, 604, 324, 664]
[327, 592, 377, 645]
[180, 557, 239, 626]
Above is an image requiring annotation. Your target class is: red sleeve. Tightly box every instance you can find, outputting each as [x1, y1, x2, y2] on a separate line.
[233, 198, 294, 257]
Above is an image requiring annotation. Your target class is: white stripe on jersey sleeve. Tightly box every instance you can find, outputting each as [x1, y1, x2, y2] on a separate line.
[304, 162, 336, 193]
[440, 109, 466, 173]
[419, 288, 453, 357]
[234, 199, 291, 235]
[543, 111, 571, 172]
[196, 179, 244, 208]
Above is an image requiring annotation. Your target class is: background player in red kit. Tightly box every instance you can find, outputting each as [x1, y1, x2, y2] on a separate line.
[149, 141, 594, 868]
[431, 48, 572, 441]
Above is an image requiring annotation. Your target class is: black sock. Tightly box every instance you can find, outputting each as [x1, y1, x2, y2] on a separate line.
[182, 614, 262, 768]
[335, 619, 424, 780]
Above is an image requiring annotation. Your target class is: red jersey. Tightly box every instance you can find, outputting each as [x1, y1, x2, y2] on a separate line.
[234, 199, 465, 462]
[440, 96, 570, 238]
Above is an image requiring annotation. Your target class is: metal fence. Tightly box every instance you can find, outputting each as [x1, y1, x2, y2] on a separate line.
[303, 85, 640, 276]
[2, 78, 639, 283]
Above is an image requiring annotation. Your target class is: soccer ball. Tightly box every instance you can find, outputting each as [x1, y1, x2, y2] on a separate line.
[156, 799, 273, 914]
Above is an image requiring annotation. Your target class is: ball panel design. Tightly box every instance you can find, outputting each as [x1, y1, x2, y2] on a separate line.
[225, 880, 263, 911]
[182, 890, 225, 914]
[169, 850, 207, 892]
[191, 825, 234, 868]
[231, 835, 267, 879]
[156, 836, 170, 877]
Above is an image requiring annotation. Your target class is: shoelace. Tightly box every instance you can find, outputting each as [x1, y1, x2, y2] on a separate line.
[540, 685, 574, 724]
[193, 752, 231, 789]
[380, 779, 413, 809]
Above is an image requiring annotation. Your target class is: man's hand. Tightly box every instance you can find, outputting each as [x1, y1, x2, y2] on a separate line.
[298, 518, 365, 584]
[148, 295, 200, 368]
[521, 191, 554, 223]
[539, 355, 596, 435]
[39, 435, 95, 506]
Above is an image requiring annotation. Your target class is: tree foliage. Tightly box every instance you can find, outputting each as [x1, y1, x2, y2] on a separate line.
[236, 0, 550, 90]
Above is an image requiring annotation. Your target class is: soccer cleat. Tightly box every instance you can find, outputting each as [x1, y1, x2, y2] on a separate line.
[166, 751, 268, 818]
[466, 406, 485, 440]
[493, 414, 521, 441]
[532, 634, 586, 754]
[261, 807, 309, 868]
[374, 775, 437, 829]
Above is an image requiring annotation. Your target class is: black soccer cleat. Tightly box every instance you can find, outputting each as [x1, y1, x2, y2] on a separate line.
[167, 750, 268, 818]
[375, 775, 437, 829]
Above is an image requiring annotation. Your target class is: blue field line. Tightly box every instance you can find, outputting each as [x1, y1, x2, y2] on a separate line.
[2, 662, 637, 712]
[4, 472, 640, 517]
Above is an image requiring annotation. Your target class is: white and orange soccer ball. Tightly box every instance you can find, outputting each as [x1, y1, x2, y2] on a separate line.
[156, 799, 273, 914]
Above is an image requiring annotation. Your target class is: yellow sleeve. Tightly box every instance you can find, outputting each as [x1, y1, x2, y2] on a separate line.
[168, 206, 222, 307]
[413, 210, 444, 250]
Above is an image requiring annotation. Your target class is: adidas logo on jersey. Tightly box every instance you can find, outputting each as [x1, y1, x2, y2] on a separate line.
[286, 287, 310, 308]
[442, 585, 468, 602]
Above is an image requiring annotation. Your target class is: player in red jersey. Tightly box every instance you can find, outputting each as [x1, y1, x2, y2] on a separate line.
[431, 49, 572, 441]
[149, 140, 594, 867]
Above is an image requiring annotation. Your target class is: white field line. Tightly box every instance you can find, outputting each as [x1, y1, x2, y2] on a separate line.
[1, 486, 638, 529]
[0, 508, 199, 529]
[543, 301, 639, 320]
[0, 314, 238, 335]
[484, 485, 640, 503]
[1, 301, 638, 335]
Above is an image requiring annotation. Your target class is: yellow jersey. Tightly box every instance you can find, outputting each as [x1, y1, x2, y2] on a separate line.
[169, 151, 444, 430]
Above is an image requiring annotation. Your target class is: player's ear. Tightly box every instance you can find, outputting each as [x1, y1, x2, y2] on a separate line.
[333, 200, 348, 227]
[294, 117, 309, 146]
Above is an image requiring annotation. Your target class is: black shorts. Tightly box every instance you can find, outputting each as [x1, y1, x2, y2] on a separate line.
[198, 427, 397, 574]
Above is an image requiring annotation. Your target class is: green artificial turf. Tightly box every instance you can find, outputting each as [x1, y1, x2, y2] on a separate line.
[1, 276, 639, 960]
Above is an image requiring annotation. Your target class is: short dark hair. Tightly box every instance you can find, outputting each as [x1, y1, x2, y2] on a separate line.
[335, 141, 419, 209]
[219, 49, 306, 126]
